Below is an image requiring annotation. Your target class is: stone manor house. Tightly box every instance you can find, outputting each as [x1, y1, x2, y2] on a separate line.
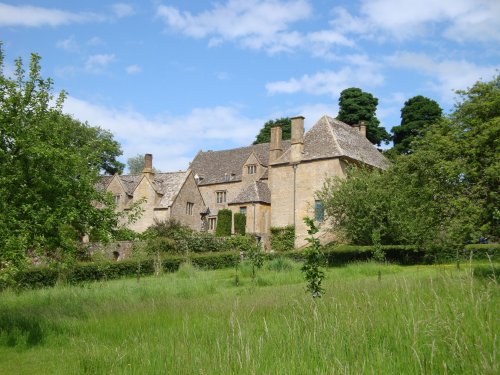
[99, 115, 388, 247]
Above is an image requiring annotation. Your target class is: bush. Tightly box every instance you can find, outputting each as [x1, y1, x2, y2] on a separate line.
[234, 213, 246, 235]
[215, 209, 232, 237]
[473, 265, 499, 280]
[144, 218, 193, 239]
[146, 237, 178, 254]
[266, 257, 296, 272]
[223, 234, 256, 252]
[178, 233, 226, 253]
[270, 226, 295, 251]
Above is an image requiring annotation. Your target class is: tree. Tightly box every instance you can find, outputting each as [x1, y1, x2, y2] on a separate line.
[253, 117, 291, 144]
[319, 76, 499, 255]
[337, 87, 391, 146]
[127, 154, 160, 175]
[0, 47, 125, 273]
[391, 95, 443, 154]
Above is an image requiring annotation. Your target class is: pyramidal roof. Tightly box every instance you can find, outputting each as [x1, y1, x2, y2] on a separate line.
[273, 115, 389, 169]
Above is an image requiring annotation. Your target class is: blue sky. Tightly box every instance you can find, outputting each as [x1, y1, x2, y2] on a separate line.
[1, 0, 499, 172]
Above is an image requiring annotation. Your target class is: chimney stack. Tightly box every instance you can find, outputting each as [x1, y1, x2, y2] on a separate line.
[269, 125, 283, 164]
[290, 116, 305, 163]
[142, 153, 154, 174]
[359, 121, 367, 138]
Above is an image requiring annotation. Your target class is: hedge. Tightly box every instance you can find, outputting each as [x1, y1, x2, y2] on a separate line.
[215, 209, 232, 237]
[270, 226, 295, 251]
[234, 213, 246, 235]
[4, 251, 239, 290]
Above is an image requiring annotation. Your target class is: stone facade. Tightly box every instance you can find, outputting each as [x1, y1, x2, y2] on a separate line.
[99, 115, 388, 248]
[99, 155, 206, 232]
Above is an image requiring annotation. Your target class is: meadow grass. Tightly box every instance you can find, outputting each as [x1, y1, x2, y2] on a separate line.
[0, 260, 497, 374]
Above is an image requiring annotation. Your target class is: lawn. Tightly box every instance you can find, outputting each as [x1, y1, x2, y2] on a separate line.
[0, 260, 498, 374]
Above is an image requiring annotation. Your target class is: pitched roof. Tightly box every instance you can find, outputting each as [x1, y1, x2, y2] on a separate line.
[274, 115, 389, 169]
[229, 181, 271, 205]
[95, 175, 114, 192]
[155, 171, 190, 208]
[98, 171, 190, 208]
[190, 141, 291, 185]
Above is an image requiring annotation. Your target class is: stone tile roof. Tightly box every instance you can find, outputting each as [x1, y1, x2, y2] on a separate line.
[190, 141, 291, 185]
[274, 115, 389, 169]
[95, 175, 114, 192]
[155, 172, 190, 208]
[229, 181, 271, 205]
[98, 171, 189, 208]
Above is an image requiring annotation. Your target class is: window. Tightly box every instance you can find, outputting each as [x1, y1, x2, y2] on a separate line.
[247, 164, 257, 174]
[208, 217, 217, 231]
[113, 195, 120, 206]
[314, 200, 324, 221]
[186, 202, 194, 216]
[239, 206, 247, 215]
[216, 191, 227, 204]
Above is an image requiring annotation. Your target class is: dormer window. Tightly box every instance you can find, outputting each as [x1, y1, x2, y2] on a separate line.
[247, 165, 257, 174]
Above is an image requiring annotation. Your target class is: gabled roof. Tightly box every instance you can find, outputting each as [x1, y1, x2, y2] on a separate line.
[190, 141, 291, 185]
[155, 171, 190, 208]
[98, 171, 190, 208]
[274, 115, 389, 169]
[229, 181, 271, 205]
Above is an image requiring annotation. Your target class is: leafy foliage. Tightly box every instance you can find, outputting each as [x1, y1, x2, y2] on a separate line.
[319, 76, 500, 256]
[0, 47, 125, 271]
[253, 118, 291, 144]
[126, 154, 160, 175]
[337, 87, 391, 146]
[234, 213, 246, 235]
[215, 209, 232, 237]
[391, 95, 443, 155]
[301, 218, 325, 298]
[270, 226, 295, 251]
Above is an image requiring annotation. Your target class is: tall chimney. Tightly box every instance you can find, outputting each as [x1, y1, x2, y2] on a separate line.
[142, 153, 154, 174]
[359, 121, 367, 138]
[290, 116, 305, 163]
[269, 125, 283, 164]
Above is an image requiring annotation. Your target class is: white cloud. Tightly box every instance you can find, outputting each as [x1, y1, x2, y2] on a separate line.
[112, 3, 134, 18]
[63, 97, 264, 171]
[85, 54, 116, 73]
[156, 0, 354, 55]
[266, 66, 384, 97]
[0, 3, 100, 27]
[388, 52, 499, 102]
[331, 0, 500, 42]
[87, 36, 105, 46]
[56, 35, 79, 52]
[126, 64, 142, 74]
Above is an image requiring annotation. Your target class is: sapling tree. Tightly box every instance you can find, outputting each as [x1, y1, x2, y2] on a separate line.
[301, 218, 326, 298]
[247, 241, 264, 282]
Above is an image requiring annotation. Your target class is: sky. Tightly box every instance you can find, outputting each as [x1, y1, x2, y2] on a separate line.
[1, 0, 499, 172]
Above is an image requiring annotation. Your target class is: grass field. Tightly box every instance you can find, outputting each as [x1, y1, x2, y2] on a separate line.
[0, 260, 498, 374]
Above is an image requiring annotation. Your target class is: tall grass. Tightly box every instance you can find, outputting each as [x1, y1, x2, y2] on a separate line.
[0, 262, 497, 374]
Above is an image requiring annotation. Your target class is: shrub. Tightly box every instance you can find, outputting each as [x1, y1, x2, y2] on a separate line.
[266, 257, 296, 272]
[473, 265, 499, 280]
[234, 213, 246, 235]
[178, 233, 225, 253]
[144, 218, 193, 239]
[270, 226, 295, 251]
[215, 209, 232, 237]
[146, 237, 178, 254]
[223, 234, 256, 252]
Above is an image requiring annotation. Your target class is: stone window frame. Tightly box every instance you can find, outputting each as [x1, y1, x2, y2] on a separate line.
[247, 164, 257, 175]
[186, 202, 194, 216]
[239, 206, 247, 215]
[216, 190, 227, 204]
[113, 195, 120, 206]
[208, 217, 217, 231]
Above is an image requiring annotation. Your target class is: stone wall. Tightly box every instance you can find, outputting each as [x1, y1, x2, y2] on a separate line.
[170, 173, 206, 231]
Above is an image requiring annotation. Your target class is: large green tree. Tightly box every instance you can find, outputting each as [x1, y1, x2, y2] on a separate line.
[391, 95, 443, 154]
[0, 48, 125, 271]
[253, 117, 291, 144]
[319, 76, 499, 253]
[337, 87, 391, 146]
